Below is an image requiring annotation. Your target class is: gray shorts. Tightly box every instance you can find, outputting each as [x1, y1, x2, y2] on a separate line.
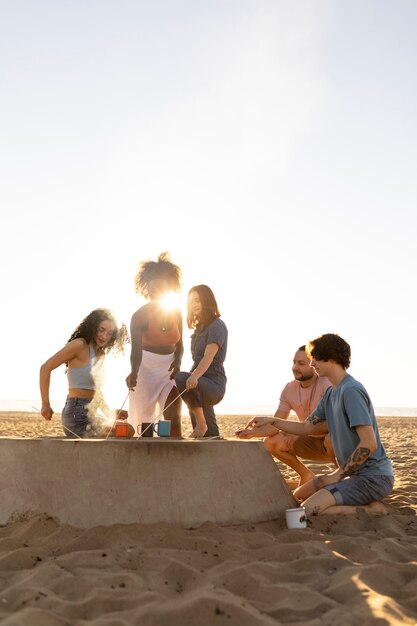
[324, 474, 394, 506]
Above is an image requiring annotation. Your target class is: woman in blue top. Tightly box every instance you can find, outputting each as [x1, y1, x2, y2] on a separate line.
[175, 285, 228, 438]
[40, 308, 129, 438]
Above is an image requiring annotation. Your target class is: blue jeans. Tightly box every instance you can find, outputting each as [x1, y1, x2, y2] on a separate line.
[175, 372, 225, 437]
[61, 397, 94, 438]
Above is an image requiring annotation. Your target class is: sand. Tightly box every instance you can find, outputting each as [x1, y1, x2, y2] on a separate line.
[0, 412, 416, 625]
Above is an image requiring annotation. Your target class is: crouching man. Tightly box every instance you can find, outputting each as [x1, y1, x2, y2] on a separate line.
[237, 334, 394, 518]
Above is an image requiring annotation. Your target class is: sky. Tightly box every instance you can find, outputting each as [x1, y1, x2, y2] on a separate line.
[1, 0, 417, 415]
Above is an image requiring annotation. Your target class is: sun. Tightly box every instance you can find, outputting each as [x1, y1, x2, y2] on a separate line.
[159, 291, 181, 311]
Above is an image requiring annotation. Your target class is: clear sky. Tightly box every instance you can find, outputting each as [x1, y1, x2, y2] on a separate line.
[1, 0, 417, 413]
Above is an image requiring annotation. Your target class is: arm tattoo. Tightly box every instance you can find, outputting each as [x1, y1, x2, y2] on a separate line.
[307, 414, 322, 426]
[340, 446, 370, 478]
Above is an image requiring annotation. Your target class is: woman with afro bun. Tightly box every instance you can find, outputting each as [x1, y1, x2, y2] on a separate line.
[126, 252, 183, 437]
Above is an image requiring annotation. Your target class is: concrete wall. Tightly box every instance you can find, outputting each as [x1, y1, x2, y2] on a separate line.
[0, 438, 296, 528]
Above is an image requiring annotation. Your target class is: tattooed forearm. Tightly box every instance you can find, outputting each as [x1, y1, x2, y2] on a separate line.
[307, 414, 322, 426]
[340, 446, 370, 478]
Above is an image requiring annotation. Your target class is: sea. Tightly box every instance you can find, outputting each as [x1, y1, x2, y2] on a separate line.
[1, 398, 417, 417]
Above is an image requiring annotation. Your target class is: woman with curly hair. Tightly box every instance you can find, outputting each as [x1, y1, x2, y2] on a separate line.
[40, 308, 129, 438]
[125, 252, 183, 437]
[175, 285, 228, 438]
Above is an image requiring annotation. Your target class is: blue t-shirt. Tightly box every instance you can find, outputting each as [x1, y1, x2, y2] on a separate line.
[312, 374, 393, 476]
[191, 318, 228, 385]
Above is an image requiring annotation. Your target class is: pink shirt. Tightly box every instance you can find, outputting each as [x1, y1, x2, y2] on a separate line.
[276, 377, 332, 422]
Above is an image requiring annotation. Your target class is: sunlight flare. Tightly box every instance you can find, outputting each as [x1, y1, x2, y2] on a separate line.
[158, 291, 181, 311]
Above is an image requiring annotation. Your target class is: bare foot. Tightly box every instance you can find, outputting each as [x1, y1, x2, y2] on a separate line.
[298, 470, 316, 487]
[361, 500, 389, 515]
[190, 424, 208, 438]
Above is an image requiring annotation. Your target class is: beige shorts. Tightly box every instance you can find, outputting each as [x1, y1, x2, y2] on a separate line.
[292, 435, 334, 462]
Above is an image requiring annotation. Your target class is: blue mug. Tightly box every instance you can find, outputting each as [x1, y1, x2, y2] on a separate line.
[152, 420, 171, 437]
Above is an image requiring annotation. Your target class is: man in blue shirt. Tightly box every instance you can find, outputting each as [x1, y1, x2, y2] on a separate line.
[237, 334, 394, 518]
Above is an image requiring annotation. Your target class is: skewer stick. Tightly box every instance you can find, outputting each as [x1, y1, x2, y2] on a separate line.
[105, 391, 130, 440]
[135, 387, 187, 440]
[33, 405, 82, 439]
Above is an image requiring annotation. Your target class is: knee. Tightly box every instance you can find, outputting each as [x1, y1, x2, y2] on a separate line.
[264, 434, 287, 455]
[264, 436, 277, 453]
[175, 371, 189, 391]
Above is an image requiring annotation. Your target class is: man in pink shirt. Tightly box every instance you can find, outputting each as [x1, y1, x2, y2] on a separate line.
[239, 346, 336, 485]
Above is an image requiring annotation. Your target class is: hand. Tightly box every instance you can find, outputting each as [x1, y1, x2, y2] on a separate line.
[322, 468, 343, 484]
[41, 405, 53, 421]
[293, 473, 336, 501]
[242, 415, 276, 430]
[313, 470, 341, 490]
[235, 428, 256, 439]
[236, 423, 279, 439]
[185, 374, 198, 391]
[126, 372, 137, 390]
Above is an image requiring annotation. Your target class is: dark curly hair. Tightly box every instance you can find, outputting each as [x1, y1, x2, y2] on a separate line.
[134, 252, 182, 299]
[187, 285, 221, 330]
[306, 334, 351, 369]
[67, 308, 129, 354]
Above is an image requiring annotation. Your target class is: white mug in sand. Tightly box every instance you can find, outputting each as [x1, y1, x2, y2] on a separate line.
[285, 507, 307, 529]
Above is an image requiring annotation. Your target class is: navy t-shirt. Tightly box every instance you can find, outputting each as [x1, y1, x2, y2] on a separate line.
[191, 318, 228, 385]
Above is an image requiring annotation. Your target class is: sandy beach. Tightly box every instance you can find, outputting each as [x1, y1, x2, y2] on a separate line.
[0, 412, 416, 625]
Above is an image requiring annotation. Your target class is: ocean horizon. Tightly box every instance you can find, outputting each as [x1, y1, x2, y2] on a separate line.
[1, 398, 417, 417]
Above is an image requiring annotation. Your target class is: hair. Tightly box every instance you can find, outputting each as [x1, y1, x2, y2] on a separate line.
[134, 252, 182, 299]
[298, 345, 306, 352]
[187, 284, 221, 330]
[306, 333, 351, 369]
[67, 308, 129, 355]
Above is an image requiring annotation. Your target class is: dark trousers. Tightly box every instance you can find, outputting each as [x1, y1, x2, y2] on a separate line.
[175, 371, 225, 437]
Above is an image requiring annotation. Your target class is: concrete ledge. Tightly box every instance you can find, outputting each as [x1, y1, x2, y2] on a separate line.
[0, 438, 296, 528]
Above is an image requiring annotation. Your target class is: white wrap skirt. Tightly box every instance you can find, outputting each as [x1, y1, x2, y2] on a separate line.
[128, 350, 175, 435]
